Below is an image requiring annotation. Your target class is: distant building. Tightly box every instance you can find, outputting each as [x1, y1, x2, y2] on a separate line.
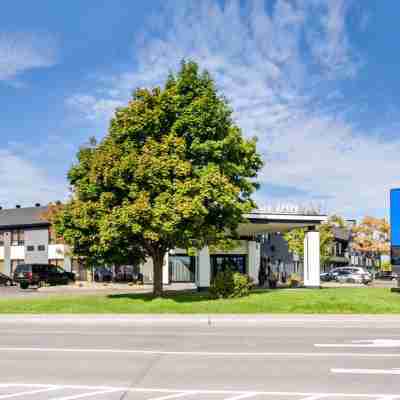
[0, 205, 327, 287]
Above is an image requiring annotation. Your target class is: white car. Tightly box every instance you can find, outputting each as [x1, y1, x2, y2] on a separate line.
[333, 267, 372, 284]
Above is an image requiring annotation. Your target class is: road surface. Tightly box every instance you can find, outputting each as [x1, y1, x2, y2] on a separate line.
[0, 315, 399, 399]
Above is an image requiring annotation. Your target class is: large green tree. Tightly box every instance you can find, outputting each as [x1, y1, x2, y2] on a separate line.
[56, 61, 263, 295]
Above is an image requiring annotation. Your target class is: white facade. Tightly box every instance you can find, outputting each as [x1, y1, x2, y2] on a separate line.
[196, 247, 211, 288]
[48, 244, 65, 260]
[10, 246, 25, 260]
[303, 230, 321, 287]
[247, 241, 261, 284]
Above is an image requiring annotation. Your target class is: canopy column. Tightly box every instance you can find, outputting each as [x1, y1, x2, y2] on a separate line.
[304, 228, 320, 287]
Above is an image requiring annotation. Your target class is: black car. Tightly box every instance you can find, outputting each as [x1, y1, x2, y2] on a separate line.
[94, 267, 113, 282]
[13, 264, 75, 289]
[0, 272, 13, 286]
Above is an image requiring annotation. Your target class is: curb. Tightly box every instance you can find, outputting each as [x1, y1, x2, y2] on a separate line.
[2, 314, 400, 326]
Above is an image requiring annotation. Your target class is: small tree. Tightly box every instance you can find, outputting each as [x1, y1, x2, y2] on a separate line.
[284, 215, 341, 268]
[55, 61, 263, 296]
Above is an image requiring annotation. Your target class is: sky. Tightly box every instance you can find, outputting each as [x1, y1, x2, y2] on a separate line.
[1, 0, 399, 220]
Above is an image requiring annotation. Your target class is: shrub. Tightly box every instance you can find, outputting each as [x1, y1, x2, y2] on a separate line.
[288, 273, 302, 288]
[209, 269, 252, 299]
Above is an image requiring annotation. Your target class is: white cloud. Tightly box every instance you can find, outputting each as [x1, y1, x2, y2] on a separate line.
[66, 94, 124, 121]
[69, 0, 394, 219]
[0, 150, 67, 208]
[0, 32, 57, 82]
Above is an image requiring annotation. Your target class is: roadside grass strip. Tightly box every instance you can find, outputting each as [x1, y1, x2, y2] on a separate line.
[2, 287, 400, 314]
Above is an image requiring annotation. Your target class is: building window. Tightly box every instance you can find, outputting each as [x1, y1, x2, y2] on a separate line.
[210, 255, 247, 279]
[27, 245, 34, 252]
[169, 255, 195, 282]
[10, 259, 24, 274]
[37, 245, 46, 251]
[49, 259, 64, 269]
[11, 230, 24, 246]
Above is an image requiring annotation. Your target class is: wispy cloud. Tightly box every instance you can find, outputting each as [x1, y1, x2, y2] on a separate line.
[0, 150, 67, 208]
[66, 94, 124, 121]
[68, 0, 395, 218]
[0, 32, 57, 82]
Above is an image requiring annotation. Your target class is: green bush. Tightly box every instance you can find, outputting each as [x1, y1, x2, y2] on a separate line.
[288, 273, 302, 288]
[209, 269, 252, 299]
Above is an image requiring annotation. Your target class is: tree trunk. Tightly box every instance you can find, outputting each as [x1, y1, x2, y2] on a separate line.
[152, 251, 165, 297]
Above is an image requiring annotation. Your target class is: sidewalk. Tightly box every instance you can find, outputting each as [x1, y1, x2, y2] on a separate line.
[39, 282, 196, 293]
[2, 314, 400, 327]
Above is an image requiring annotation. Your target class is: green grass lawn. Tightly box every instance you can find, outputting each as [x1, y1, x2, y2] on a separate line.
[1, 287, 400, 314]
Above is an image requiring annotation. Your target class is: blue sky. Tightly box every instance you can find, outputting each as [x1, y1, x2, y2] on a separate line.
[1, 0, 400, 219]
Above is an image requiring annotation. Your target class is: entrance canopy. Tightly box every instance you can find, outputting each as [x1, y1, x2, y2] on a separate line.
[238, 210, 327, 237]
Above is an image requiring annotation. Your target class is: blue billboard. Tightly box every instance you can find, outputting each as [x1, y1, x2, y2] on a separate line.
[390, 189, 400, 265]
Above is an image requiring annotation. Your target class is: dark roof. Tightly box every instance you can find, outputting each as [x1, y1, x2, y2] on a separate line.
[0, 206, 50, 229]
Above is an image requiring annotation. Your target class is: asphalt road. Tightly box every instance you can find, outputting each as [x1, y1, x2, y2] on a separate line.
[0, 315, 400, 399]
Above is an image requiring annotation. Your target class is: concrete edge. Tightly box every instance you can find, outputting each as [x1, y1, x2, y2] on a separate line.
[1, 314, 400, 326]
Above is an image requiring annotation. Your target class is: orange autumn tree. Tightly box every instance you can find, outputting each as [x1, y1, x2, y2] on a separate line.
[351, 217, 390, 268]
[39, 202, 65, 244]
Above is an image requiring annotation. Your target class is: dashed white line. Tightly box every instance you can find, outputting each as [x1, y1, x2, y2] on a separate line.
[300, 396, 328, 400]
[223, 393, 257, 400]
[316, 339, 400, 348]
[146, 392, 196, 400]
[0, 387, 59, 399]
[48, 389, 123, 400]
[331, 368, 400, 375]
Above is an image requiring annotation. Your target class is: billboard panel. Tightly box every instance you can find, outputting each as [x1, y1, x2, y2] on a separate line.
[390, 189, 400, 265]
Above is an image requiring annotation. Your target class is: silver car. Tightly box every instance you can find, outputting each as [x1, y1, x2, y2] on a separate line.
[335, 267, 372, 284]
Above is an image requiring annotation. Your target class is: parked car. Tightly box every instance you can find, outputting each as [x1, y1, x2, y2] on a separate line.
[94, 267, 113, 282]
[13, 264, 75, 289]
[320, 272, 333, 282]
[334, 267, 372, 284]
[0, 272, 13, 286]
[375, 271, 399, 281]
[113, 268, 144, 284]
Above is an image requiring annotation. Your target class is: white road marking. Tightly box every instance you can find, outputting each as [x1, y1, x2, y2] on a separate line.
[1, 384, 400, 398]
[316, 339, 400, 348]
[332, 368, 400, 375]
[146, 392, 196, 400]
[0, 387, 59, 399]
[223, 393, 257, 400]
[300, 396, 328, 400]
[48, 389, 122, 400]
[2, 346, 400, 358]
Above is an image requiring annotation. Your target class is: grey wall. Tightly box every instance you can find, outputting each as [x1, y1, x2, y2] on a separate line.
[262, 233, 295, 264]
[24, 228, 49, 264]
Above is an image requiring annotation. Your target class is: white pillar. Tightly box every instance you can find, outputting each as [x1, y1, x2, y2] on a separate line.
[248, 240, 260, 284]
[304, 230, 320, 287]
[163, 253, 169, 285]
[197, 246, 211, 289]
